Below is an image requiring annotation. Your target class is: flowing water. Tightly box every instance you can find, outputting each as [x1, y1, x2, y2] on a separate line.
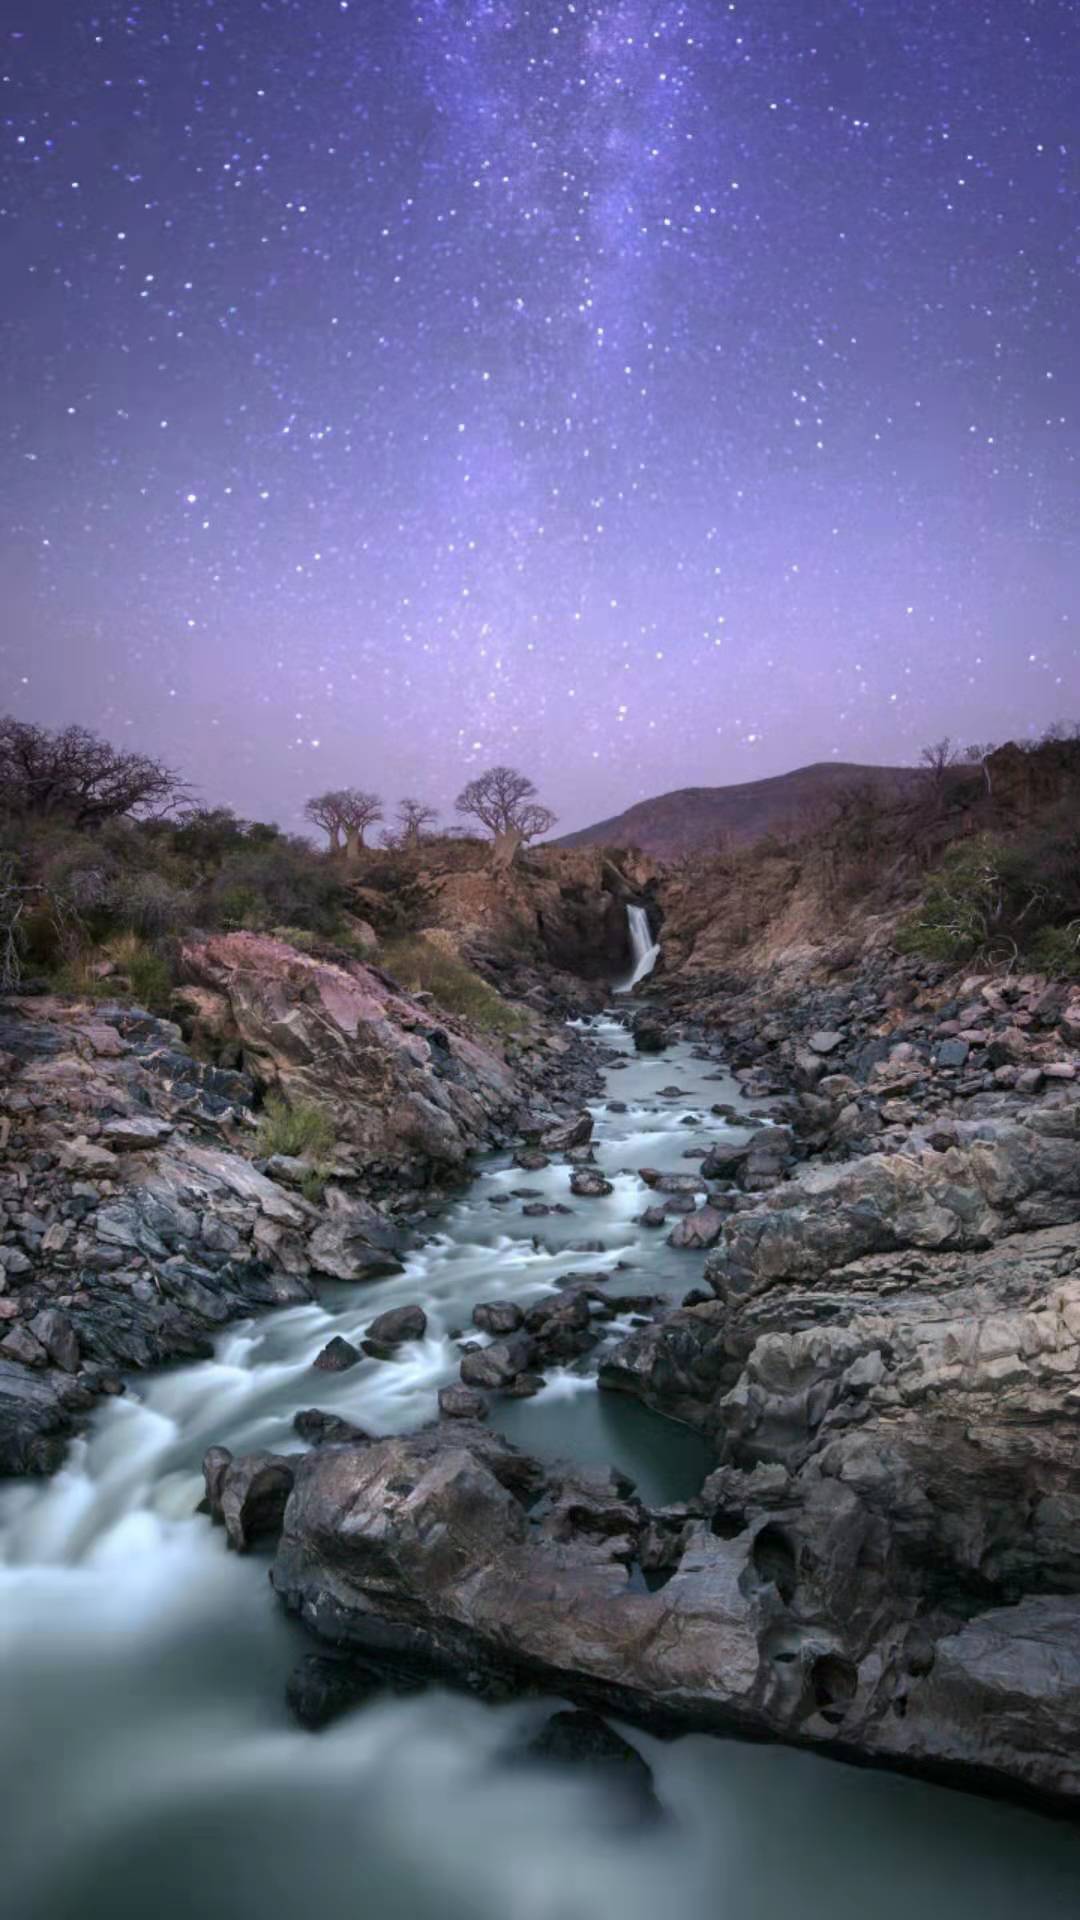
[617, 905, 661, 992]
[2, 1016, 1079, 1919]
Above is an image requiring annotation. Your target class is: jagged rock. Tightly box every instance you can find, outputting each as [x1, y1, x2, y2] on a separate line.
[541, 1111, 594, 1152]
[313, 1335, 361, 1373]
[570, 1169, 613, 1198]
[268, 1376, 1080, 1810]
[178, 932, 526, 1171]
[668, 1204, 725, 1250]
[204, 1447, 295, 1552]
[1, 1324, 47, 1368]
[307, 1206, 407, 1282]
[27, 1309, 79, 1373]
[101, 1115, 175, 1150]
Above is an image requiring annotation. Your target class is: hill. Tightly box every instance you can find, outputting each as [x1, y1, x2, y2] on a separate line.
[554, 761, 922, 858]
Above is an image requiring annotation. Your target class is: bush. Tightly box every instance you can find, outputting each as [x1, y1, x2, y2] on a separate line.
[895, 825, 1080, 974]
[1028, 925, 1080, 979]
[379, 936, 525, 1035]
[204, 841, 348, 935]
[256, 1093, 336, 1161]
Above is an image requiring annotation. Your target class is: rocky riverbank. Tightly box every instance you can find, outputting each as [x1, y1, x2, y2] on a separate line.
[0, 932, 601, 1474]
[209, 955, 1080, 1814]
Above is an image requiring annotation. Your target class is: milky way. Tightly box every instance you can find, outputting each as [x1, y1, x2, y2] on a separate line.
[1, 0, 1077, 832]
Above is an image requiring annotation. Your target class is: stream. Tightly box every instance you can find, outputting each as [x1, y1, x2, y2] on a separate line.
[2, 1014, 1080, 1918]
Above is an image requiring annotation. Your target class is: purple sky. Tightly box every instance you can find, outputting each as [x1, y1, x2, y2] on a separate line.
[1, 0, 1077, 836]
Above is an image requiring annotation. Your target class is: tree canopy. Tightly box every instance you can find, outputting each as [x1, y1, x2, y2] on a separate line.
[454, 765, 555, 844]
[0, 717, 186, 828]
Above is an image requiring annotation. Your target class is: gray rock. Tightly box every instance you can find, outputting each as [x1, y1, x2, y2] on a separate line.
[460, 1334, 533, 1389]
[313, 1335, 361, 1373]
[364, 1303, 427, 1347]
[808, 1030, 844, 1055]
[472, 1300, 524, 1336]
[570, 1169, 613, 1198]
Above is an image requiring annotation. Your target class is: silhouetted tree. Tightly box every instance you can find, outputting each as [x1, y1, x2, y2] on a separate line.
[304, 790, 347, 853]
[396, 797, 439, 847]
[338, 787, 383, 861]
[455, 765, 555, 868]
[0, 717, 186, 828]
[919, 737, 961, 788]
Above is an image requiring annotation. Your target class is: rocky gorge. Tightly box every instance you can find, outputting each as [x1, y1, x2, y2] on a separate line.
[5, 876, 1080, 1917]
[193, 947, 1080, 1814]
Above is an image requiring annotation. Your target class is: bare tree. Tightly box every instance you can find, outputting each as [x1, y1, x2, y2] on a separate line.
[963, 741, 997, 797]
[396, 797, 440, 847]
[0, 717, 186, 828]
[919, 737, 961, 788]
[304, 790, 347, 853]
[455, 765, 556, 869]
[338, 787, 383, 861]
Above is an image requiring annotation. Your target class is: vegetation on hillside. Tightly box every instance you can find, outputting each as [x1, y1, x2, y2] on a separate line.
[378, 935, 527, 1034]
[660, 729, 1080, 977]
[0, 720, 534, 1030]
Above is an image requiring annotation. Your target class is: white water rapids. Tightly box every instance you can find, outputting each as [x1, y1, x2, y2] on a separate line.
[2, 1017, 1078, 1919]
[617, 905, 661, 992]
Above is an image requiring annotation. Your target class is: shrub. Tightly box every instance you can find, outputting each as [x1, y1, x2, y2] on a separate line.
[378, 936, 525, 1035]
[105, 932, 174, 1010]
[256, 1093, 336, 1161]
[1028, 924, 1080, 979]
[203, 841, 348, 935]
[895, 824, 1080, 975]
[894, 838, 1012, 964]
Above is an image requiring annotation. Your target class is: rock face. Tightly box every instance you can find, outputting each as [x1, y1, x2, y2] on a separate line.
[0, 955, 598, 1477]
[0, 997, 317, 1474]
[267, 1372, 1080, 1809]
[178, 933, 528, 1174]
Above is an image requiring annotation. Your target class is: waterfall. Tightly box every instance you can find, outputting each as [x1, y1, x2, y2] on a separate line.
[617, 903, 660, 992]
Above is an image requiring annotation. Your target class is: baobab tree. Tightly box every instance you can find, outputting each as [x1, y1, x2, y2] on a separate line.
[455, 765, 556, 869]
[337, 787, 383, 860]
[396, 797, 439, 847]
[304, 786, 383, 859]
[304, 790, 347, 853]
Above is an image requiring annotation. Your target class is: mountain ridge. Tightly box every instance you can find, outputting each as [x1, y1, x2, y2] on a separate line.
[553, 759, 924, 858]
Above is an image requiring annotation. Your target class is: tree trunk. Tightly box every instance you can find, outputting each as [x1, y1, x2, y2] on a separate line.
[344, 825, 360, 864]
[491, 826, 523, 872]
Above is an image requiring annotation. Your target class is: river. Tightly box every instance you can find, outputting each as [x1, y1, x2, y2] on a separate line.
[2, 1014, 1079, 1918]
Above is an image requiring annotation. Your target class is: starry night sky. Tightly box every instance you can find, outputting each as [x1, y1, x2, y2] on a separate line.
[2, 0, 1077, 835]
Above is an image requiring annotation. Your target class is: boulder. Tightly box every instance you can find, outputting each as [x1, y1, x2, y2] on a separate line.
[293, 1409, 372, 1447]
[472, 1300, 524, 1336]
[438, 1384, 489, 1421]
[460, 1334, 533, 1389]
[313, 1335, 361, 1373]
[570, 1169, 613, 1199]
[632, 1018, 668, 1054]
[203, 1447, 295, 1551]
[364, 1303, 427, 1348]
[807, 1030, 844, 1055]
[668, 1205, 725, 1250]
